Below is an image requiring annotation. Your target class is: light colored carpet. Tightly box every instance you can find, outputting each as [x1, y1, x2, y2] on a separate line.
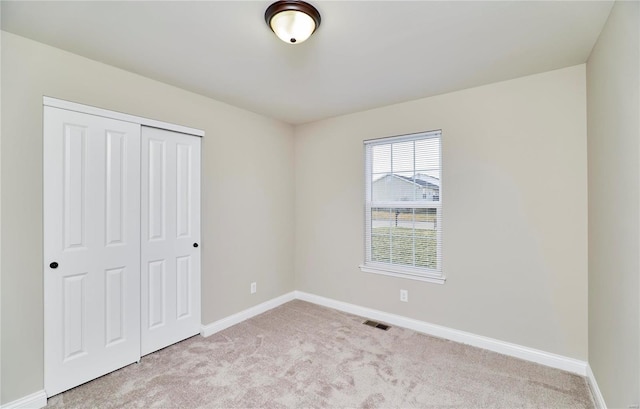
[48, 300, 594, 408]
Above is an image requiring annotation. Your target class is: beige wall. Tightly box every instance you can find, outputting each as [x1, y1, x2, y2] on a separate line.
[587, 1, 640, 407]
[0, 32, 295, 404]
[295, 65, 588, 360]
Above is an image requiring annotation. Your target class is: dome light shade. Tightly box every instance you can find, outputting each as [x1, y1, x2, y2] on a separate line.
[265, 1, 321, 44]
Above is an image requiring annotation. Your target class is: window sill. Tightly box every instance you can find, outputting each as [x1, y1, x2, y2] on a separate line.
[359, 264, 446, 284]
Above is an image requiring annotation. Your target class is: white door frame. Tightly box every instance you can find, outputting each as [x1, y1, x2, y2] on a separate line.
[43, 97, 204, 138]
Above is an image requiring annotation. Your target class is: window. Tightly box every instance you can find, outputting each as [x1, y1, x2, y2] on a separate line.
[360, 130, 444, 284]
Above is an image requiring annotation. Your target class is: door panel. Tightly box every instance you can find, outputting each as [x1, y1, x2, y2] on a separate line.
[148, 259, 166, 329]
[105, 131, 126, 246]
[105, 267, 125, 345]
[62, 273, 88, 361]
[176, 143, 192, 238]
[141, 127, 201, 356]
[176, 255, 192, 319]
[63, 123, 87, 250]
[148, 139, 166, 241]
[44, 107, 141, 397]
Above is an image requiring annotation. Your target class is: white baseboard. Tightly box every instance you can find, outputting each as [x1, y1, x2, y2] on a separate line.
[295, 290, 588, 376]
[200, 291, 296, 337]
[586, 364, 607, 409]
[0, 390, 47, 409]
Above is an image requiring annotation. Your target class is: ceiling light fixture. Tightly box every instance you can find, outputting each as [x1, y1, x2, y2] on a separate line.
[265, 0, 321, 44]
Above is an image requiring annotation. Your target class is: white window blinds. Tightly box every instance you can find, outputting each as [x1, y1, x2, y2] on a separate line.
[362, 130, 443, 283]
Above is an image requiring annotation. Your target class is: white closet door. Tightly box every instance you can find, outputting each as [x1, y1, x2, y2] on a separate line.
[141, 127, 201, 356]
[44, 107, 141, 396]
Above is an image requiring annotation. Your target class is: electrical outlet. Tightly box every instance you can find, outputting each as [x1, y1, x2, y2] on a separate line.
[250, 282, 257, 294]
[400, 289, 408, 302]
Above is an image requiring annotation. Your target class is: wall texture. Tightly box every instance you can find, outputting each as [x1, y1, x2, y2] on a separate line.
[587, 1, 640, 407]
[0, 32, 295, 404]
[294, 65, 588, 361]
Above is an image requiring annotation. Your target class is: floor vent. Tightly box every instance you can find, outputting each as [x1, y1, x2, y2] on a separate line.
[363, 320, 390, 331]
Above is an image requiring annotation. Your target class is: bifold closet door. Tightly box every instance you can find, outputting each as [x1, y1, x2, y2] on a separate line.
[44, 107, 141, 396]
[141, 127, 201, 356]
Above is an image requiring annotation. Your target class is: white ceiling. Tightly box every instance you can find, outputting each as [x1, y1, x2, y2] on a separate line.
[1, 1, 613, 125]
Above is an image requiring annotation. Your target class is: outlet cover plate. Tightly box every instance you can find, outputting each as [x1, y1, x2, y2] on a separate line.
[400, 289, 408, 302]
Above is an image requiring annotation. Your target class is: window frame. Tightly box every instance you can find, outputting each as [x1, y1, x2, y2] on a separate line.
[360, 130, 445, 284]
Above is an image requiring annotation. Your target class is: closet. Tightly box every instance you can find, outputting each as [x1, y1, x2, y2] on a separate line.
[43, 98, 202, 397]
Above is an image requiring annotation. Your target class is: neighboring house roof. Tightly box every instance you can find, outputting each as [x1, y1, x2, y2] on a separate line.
[375, 174, 439, 190]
